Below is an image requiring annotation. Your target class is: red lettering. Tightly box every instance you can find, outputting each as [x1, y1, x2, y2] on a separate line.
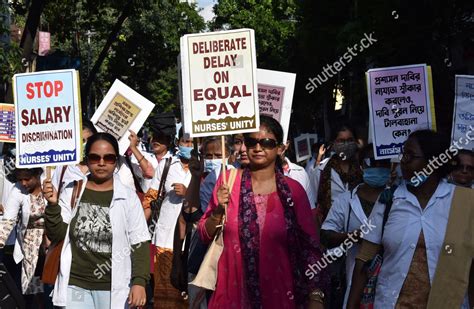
[54, 81, 63, 96]
[217, 103, 229, 115]
[206, 104, 217, 116]
[26, 83, 34, 99]
[44, 81, 53, 97]
[54, 106, 62, 122]
[34, 82, 43, 98]
[192, 42, 199, 54]
[21, 109, 29, 125]
[62, 106, 71, 122]
[193, 89, 203, 101]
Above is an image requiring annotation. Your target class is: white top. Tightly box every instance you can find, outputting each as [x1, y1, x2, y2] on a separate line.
[321, 185, 374, 307]
[285, 158, 317, 209]
[149, 158, 191, 249]
[364, 180, 470, 308]
[200, 164, 235, 213]
[141, 152, 174, 193]
[310, 157, 350, 205]
[51, 168, 150, 308]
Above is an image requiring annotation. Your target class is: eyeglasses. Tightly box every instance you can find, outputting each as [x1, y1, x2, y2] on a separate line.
[87, 153, 118, 165]
[398, 152, 424, 162]
[244, 137, 279, 150]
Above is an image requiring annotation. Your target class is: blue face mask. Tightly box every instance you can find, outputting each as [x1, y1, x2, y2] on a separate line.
[204, 159, 223, 173]
[178, 146, 193, 159]
[363, 167, 391, 188]
[406, 173, 429, 187]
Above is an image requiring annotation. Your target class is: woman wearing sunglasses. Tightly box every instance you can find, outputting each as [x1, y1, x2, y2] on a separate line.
[42, 132, 150, 309]
[197, 115, 329, 309]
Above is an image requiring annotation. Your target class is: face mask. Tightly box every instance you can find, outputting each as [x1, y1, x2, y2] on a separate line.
[363, 167, 391, 188]
[9, 148, 16, 157]
[406, 173, 428, 188]
[204, 159, 223, 173]
[332, 141, 358, 160]
[178, 146, 193, 159]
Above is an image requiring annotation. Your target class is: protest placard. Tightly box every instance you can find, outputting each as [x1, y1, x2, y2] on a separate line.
[451, 75, 474, 151]
[307, 134, 318, 148]
[294, 134, 311, 162]
[180, 28, 259, 137]
[91, 79, 155, 154]
[0, 104, 15, 143]
[367, 64, 434, 159]
[13, 69, 82, 168]
[257, 68, 295, 143]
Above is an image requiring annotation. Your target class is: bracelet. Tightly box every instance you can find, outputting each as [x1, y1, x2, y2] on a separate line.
[138, 156, 145, 163]
[210, 212, 223, 222]
[309, 290, 325, 304]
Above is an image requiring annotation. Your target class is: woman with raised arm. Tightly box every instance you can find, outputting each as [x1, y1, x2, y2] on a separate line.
[197, 115, 329, 309]
[42, 132, 150, 309]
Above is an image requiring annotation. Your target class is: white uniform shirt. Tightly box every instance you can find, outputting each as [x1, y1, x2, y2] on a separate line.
[364, 180, 470, 308]
[310, 157, 350, 205]
[52, 169, 150, 308]
[321, 186, 373, 307]
[285, 158, 317, 209]
[149, 158, 191, 249]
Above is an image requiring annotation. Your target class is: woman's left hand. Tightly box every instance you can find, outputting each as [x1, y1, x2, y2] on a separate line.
[307, 300, 324, 309]
[128, 285, 146, 308]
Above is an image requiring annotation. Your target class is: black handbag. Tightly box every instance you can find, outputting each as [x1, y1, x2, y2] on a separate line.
[0, 263, 25, 309]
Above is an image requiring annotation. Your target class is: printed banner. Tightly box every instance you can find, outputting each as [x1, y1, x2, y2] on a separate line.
[257, 68, 296, 143]
[0, 104, 15, 143]
[91, 79, 155, 154]
[180, 28, 259, 137]
[451, 75, 474, 151]
[367, 64, 433, 159]
[13, 69, 82, 168]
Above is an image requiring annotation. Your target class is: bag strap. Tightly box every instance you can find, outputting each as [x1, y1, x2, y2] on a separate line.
[380, 185, 397, 237]
[124, 155, 144, 194]
[70, 179, 83, 210]
[157, 157, 172, 199]
[56, 165, 68, 200]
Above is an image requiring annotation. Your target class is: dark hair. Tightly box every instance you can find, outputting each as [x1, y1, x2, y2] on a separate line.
[82, 119, 98, 135]
[408, 130, 452, 178]
[332, 124, 357, 141]
[457, 149, 474, 157]
[85, 132, 120, 157]
[202, 136, 232, 156]
[14, 167, 43, 178]
[258, 115, 284, 144]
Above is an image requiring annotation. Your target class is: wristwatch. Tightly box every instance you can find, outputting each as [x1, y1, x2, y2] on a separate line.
[309, 290, 325, 303]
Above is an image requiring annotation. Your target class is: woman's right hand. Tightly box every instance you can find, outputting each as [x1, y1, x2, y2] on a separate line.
[216, 184, 230, 212]
[42, 179, 58, 205]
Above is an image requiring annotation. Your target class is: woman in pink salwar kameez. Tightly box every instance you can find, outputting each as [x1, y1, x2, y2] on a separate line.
[198, 116, 329, 309]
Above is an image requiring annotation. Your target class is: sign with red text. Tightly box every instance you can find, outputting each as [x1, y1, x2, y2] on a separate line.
[294, 134, 311, 162]
[91, 79, 155, 154]
[13, 69, 82, 168]
[180, 28, 259, 137]
[0, 104, 15, 143]
[257, 68, 295, 143]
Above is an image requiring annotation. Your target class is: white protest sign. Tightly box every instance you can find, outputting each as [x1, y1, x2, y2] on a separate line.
[451, 75, 474, 151]
[91, 79, 155, 154]
[13, 69, 82, 168]
[367, 64, 434, 159]
[257, 68, 295, 143]
[180, 28, 259, 137]
[294, 134, 311, 162]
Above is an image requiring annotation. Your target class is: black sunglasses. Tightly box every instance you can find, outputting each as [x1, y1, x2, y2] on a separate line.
[87, 153, 118, 165]
[244, 137, 279, 150]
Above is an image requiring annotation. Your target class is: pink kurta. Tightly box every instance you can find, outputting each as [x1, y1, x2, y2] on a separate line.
[198, 171, 319, 309]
